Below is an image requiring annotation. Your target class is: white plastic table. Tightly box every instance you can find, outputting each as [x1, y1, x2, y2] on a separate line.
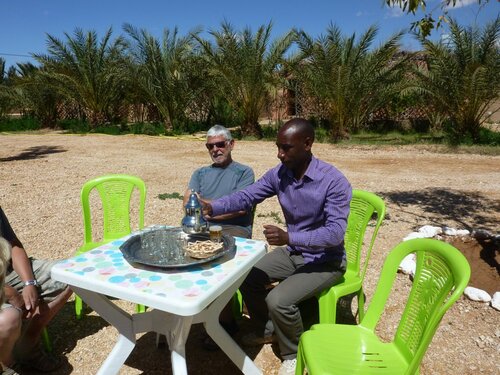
[51, 230, 267, 375]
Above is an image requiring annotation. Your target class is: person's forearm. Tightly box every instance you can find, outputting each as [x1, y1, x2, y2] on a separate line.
[210, 210, 249, 221]
[212, 171, 276, 216]
[11, 246, 35, 282]
[288, 222, 347, 250]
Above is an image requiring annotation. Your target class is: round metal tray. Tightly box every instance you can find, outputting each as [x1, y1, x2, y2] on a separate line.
[119, 226, 236, 269]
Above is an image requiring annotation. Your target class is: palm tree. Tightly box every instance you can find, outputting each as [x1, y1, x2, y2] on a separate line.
[7, 63, 61, 127]
[194, 21, 294, 137]
[414, 17, 500, 143]
[0, 58, 21, 117]
[294, 24, 407, 141]
[34, 27, 128, 127]
[0, 58, 9, 116]
[124, 23, 201, 132]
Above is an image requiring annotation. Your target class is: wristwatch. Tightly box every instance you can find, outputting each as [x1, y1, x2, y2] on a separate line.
[23, 279, 39, 287]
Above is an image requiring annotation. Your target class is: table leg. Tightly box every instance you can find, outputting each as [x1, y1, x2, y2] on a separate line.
[147, 310, 193, 375]
[72, 286, 136, 375]
[198, 275, 262, 375]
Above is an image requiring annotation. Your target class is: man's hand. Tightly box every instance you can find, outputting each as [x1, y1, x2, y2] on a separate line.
[22, 284, 40, 318]
[6, 288, 28, 318]
[263, 224, 289, 246]
[201, 200, 213, 219]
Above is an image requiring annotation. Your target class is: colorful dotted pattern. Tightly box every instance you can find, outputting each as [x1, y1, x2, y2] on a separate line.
[54, 235, 264, 303]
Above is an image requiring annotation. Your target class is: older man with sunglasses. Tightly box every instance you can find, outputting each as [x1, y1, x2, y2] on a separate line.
[183, 125, 255, 350]
[184, 124, 255, 239]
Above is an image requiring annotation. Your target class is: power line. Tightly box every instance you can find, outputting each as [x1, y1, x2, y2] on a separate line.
[0, 52, 32, 58]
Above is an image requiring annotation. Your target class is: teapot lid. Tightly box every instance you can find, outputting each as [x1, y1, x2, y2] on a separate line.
[185, 189, 201, 209]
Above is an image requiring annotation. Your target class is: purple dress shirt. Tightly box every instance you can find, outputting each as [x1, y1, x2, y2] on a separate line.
[211, 156, 352, 263]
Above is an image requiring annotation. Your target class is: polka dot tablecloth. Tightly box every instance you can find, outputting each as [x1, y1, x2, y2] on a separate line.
[52, 233, 267, 314]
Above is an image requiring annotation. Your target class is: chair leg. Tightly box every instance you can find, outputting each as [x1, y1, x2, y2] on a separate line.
[136, 304, 146, 313]
[41, 328, 52, 353]
[317, 289, 338, 324]
[232, 290, 243, 320]
[75, 295, 83, 320]
[357, 288, 366, 323]
[295, 339, 306, 375]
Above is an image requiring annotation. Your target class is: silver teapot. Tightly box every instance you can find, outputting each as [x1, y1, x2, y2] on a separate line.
[181, 190, 208, 234]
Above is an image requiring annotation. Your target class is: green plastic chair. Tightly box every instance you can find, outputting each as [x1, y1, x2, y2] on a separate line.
[317, 189, 386, 324]
[296, 238, 471, 375]
[74, 174, 147, 319]
[41, 327, 52, 352]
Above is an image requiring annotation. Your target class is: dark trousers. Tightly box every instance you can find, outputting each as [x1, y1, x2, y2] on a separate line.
[240, 247, 346, 359]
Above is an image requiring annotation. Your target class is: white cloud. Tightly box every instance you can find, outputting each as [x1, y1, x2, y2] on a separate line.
[445, 0, 478, 10]
[386, 6, 404, 18]
[440, 33, 451, 42]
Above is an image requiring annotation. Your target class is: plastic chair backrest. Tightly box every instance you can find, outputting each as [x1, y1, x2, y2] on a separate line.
[360, 238, 471, 374]
[344, 190, 386, 278]
[81, 174, 146, 244]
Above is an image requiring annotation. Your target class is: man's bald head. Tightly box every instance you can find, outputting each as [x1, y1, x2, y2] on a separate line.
[279, 118, 315, 143]
[276, 118, 315, 177]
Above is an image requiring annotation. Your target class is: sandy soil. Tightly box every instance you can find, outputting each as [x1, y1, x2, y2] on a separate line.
[0, 132, 498, 375]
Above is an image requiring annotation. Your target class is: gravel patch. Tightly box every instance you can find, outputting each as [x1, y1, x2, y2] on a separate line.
[0, 132, 498, 374]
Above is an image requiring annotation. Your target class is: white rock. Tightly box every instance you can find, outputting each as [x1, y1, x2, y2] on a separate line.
[418, 225, 442, 237]
[491, 292, 500, 311]
[443, 226, 457, 235]
[464, 287, 491, 302]
[403, 232, 426, 241]
[456, 229, 470, 236]
[399, 254, 416, 276]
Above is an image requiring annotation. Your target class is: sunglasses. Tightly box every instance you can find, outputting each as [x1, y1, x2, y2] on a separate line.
[205, 141, 228, 150]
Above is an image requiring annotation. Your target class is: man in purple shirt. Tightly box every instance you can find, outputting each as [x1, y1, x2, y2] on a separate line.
[203, 118, 352, 375]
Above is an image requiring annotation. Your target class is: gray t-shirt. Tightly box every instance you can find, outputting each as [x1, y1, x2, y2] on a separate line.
[188, 161, 255, 229]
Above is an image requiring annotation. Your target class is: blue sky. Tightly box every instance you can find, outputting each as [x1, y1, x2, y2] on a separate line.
[1, 0, 497, 69]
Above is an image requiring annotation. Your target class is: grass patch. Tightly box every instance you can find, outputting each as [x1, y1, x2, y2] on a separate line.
[158, 192, 183, 200]
[257, 211, 284, 225]
[342, 131, 445, 145]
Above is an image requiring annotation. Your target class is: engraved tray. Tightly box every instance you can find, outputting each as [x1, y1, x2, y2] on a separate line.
[119, 226, 236, 269]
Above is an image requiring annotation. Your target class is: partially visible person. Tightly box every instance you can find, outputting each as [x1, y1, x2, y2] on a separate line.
[184, 124, 255, 239]
[0, 236, 22, 375]
[203, 118, 352, 375]
[0, 206, 72, 373]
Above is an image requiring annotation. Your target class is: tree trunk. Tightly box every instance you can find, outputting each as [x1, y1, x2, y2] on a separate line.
[240, 121, 263, 138]
[163, 117, 173, 133]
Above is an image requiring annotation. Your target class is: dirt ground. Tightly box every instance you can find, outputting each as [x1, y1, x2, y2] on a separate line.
[0, 132, 498, 375]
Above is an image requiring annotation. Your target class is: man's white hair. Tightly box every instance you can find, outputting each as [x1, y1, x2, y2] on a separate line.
[207, 125, 232, 140]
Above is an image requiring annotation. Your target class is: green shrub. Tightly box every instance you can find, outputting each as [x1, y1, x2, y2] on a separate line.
[127, 122, 164, 135]
[448, 126, 500, 146]
[0, 117, 40, 131]
[261, 124, 278, 140]
[174, 120, 209, 135]
[92, 124, 122, 135]
[477, 127, 500, 146]
[411, 119, 431, 133]
[57, 119, 90, 133]
[314, 127, 330, 143]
